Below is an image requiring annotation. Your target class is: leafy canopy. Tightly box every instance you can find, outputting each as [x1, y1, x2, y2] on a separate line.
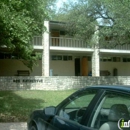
[54, 0, 130, 47]
[0, 0, 55, 69]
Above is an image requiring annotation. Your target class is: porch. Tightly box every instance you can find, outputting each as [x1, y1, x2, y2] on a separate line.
[32, 36, 130, 50]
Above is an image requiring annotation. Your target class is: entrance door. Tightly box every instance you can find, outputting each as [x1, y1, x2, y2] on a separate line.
[82, 57, 88, 76]
[75, 58, 80, 76]
[51, 31, 59, 46]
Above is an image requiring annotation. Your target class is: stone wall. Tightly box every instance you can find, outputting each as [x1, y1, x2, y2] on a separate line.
[0, 76, 130, 90]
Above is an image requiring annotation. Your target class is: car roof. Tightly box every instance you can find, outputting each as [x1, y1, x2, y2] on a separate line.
[80, 85, 130, 93]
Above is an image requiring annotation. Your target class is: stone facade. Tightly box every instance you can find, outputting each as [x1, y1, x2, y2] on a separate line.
[0, 76, 130, 90]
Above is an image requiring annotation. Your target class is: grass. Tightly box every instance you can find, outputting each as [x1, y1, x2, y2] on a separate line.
[0, 90, 76, 122]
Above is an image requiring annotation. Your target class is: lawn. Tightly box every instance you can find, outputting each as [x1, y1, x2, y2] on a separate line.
[0, 90, 76, 122]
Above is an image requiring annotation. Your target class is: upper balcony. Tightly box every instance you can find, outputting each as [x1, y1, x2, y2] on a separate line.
[32, 36, 130, 51]
[32, 36, 42, 50]
[32, 36, 91, 48]
[50, 37, 91, 48]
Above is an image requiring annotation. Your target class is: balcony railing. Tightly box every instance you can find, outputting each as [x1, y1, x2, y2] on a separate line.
[50, 37, 90, 48]
[32, 36, 42, 46]
[32, 36, 130, 50]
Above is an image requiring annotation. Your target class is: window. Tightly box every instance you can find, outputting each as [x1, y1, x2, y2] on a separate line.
[128, 58, 130, 62]
[63, 56, 72, 61]
[60, 31, 66, 35]
[0, 53, 20, 59]
[123, 57, 130, 62]
[100, 57, 112, 62]
[68, 56, 72, 60]
[51, 55, 62, 60]
[51, 55, 72, 61]
[113, 57, 120, 62]
[63, 56, 67, 61]
[90, 91, 130, 129]
[100, 57, 121, 62]
[58, 90, 98, 123]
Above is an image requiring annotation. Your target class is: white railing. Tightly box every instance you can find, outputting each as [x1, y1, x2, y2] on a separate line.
[32, 36, 42, 46]
[50, 37, 90, 48]
[32, 36, 130, 50]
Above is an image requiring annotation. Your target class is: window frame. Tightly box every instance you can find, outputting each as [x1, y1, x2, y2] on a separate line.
[89, 89, 130, 129]
[55, 88, 103, 125]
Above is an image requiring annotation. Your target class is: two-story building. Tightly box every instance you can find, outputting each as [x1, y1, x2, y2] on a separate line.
[0, 20, 130, 76]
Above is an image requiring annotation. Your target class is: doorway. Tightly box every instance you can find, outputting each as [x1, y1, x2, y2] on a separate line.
[75, 58, 80, 76]
[51, 31, 59, 46]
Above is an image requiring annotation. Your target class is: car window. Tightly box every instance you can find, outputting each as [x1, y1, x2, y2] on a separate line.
[90, 91, 130, 129]
[58, 89, 98, 123]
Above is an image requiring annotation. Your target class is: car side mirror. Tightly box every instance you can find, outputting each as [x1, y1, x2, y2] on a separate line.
[44, 106, 56, 116]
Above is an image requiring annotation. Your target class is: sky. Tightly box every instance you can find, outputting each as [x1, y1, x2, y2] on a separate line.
[55, 0, 78, 12]
[56, 0, 68, 9]
[55, 0, 111, 26]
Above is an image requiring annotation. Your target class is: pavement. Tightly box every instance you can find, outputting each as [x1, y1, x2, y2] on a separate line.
[0, 122, 27, 130]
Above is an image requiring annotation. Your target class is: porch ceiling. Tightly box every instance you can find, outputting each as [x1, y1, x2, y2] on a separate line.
[50, 21, 65, 30]
[50, 46, 94, 54]
[100, 49, 130, 55]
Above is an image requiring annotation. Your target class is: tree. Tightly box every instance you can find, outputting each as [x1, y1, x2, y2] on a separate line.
[53, 1, 97, 46]
[54, 0, 130, 47]
[0, 0, 55, 70]
[88, 0, 130, 47]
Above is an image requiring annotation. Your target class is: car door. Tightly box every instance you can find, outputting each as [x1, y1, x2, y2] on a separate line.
[52, 115, 97, 130]
[87, 89, 130, 130]
[46, 88, 102, 130]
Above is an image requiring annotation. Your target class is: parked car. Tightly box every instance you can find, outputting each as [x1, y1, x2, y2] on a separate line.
[27, 85, 130, 130]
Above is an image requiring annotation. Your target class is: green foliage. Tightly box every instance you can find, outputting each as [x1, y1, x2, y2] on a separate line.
[53, 1, 99, 46]
[54, 0, 130, 47]
[88, 0, 130, 46]
[0, 0, 55, 70]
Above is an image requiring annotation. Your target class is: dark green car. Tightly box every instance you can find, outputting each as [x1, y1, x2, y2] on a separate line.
[27, 85, 130, 130]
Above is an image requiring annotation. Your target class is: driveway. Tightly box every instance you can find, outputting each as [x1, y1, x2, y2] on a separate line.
[0, 122, 27, 130]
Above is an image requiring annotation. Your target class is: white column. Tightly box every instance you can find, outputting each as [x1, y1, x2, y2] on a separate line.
[92, 26, 100, 76]
[42, 21, 50, 76]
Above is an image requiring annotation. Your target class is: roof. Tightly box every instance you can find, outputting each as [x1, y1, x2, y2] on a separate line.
[50, 20, 66, 24]
[81, 85, 130, 93]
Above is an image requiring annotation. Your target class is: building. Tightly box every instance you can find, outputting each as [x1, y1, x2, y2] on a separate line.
[0, 20, 130, 76]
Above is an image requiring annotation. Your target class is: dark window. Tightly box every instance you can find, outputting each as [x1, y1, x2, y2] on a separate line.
[113, 57, 120, 62]
[123, 57, 130, 62]
[60, 31, 66, 35]
[0, 53, 4, 59]
[63, 56, 72, 61]
[90, 91, 130, 129]
[68, 56, 72, 60]
[108, 57, 112, 61]
[123, 58, 127, 62]
[63, 56, 68, 61]
[52, 55, 62, 60]
[128, 58, 130, 62]
[51, 55, 72, 61]
[58, 89, 98, 123]
[113, 57, 117, 62]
